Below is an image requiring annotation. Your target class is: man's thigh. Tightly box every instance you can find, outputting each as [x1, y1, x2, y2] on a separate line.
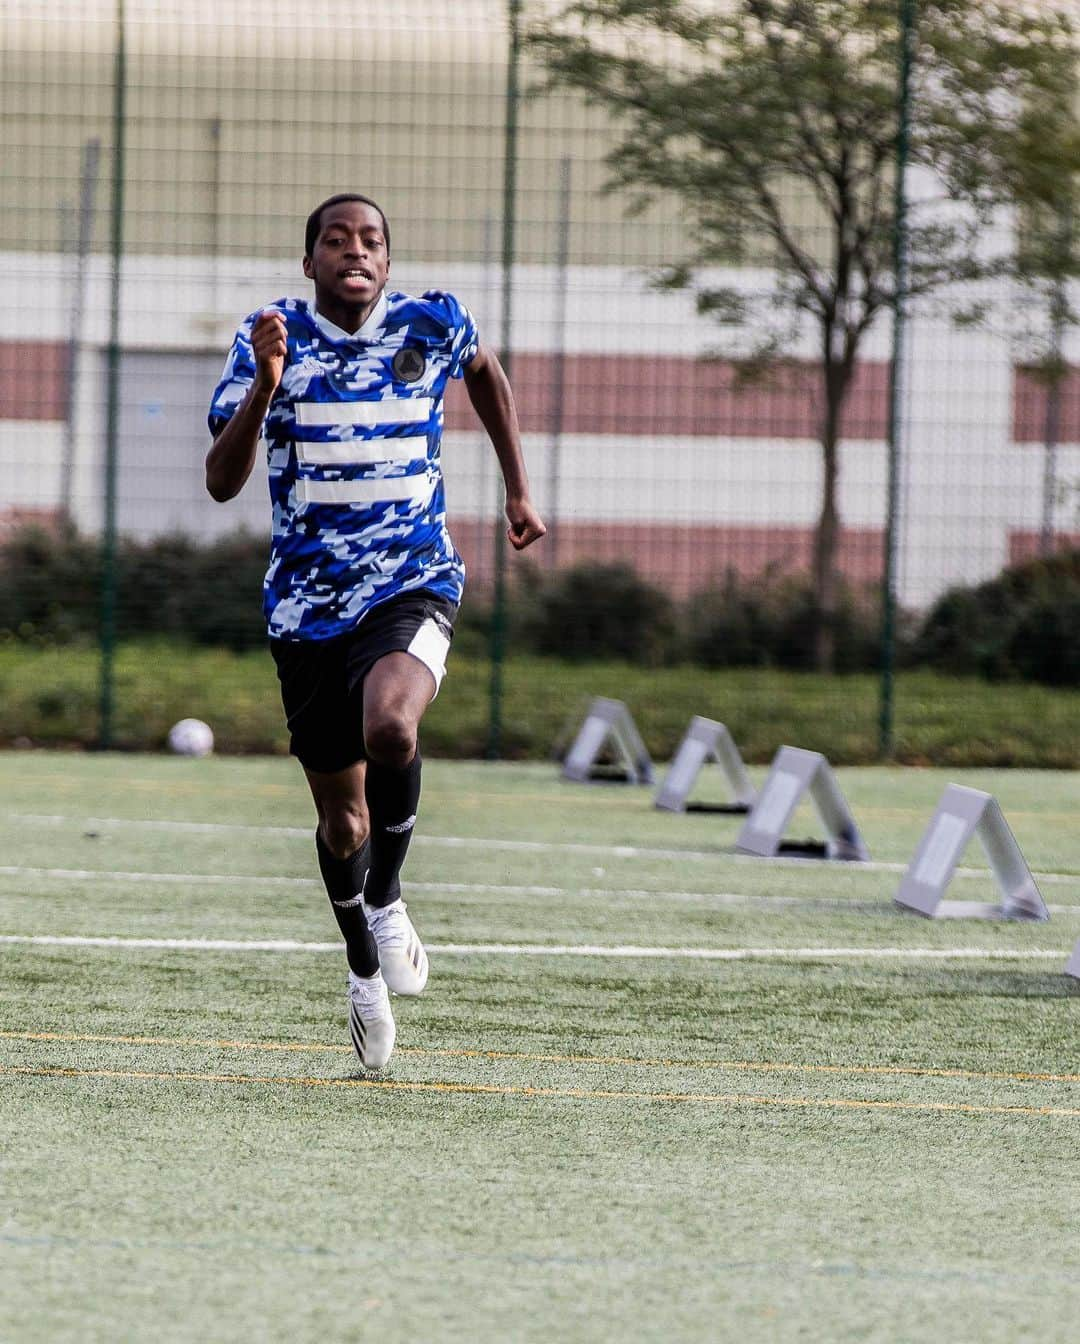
[363, 650, 439, 737]
[270, 636, 365, 774]
[269, 590, 456, 772]
[344, 590, 457, 704]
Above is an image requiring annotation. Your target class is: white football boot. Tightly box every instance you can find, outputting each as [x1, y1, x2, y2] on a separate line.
[347, 970, 396, 1071]
[362, 898, 429, 995]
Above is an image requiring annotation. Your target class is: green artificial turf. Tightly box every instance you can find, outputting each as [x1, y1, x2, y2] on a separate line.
[1, 753, 1079, 1343]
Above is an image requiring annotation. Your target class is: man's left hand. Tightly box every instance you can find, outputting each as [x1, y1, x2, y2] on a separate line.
[506, 497, 547, 551]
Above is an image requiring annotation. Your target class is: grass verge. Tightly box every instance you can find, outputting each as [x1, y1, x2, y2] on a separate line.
[1, 639, 1077, 766]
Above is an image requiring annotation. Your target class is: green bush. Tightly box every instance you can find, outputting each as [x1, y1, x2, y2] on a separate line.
[913, 549, 1080, 685]
[4, 524, 1074, 684]
[179, 534, 268, 650]
[0, 525, 268, 651]
[0, 526, 103, 643]
[1004, 589, 1080, 686]
[453, 560, 548, 661]
[524, 562, 682, 665]
[688, 570, 891, 673]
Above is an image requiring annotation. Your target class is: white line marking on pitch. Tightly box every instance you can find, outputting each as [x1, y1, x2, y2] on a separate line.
[0, 865, 755, 903]
[5, 813, 1078, 886]
[0, 866, 320, 888]
[1, 865, 1078, 916]
[0, 934, 1068, 961]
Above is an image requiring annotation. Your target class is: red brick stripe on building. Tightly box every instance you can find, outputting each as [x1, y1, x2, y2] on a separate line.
[0, 343, 891, 438]
[447, 354, 890, 439]
[450, 518, 884, 597]
[11, 346, 1076, 448]
[0, 341, 68, 421]
[0, 507, 62, 539]
[1008, 530, 1080, 565]
[1013, 366, 1080, 444]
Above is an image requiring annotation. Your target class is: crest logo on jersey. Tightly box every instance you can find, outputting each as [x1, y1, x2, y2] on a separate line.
[392, 347, 426, 383]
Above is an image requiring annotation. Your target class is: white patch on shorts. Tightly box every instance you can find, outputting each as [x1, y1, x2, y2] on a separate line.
[407, 617, 451, 696]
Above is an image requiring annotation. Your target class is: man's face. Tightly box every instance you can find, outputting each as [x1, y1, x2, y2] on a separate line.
[302, 200, 390, 324]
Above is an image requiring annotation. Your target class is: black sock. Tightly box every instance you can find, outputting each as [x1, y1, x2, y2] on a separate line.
[364, 751, 422, 908]
[315, 829, 379, 978]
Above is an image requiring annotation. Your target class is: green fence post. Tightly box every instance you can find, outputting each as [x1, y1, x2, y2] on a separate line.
[879, 0, 916, 761]
[487, 0, 521, 761]
[98, 0, 126, 750]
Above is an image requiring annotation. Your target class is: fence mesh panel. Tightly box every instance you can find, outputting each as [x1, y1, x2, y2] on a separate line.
[1, 0, 1077, 762]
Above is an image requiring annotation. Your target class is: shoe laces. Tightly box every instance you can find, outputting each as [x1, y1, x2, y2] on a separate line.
[347, 970, 388, 1016]
[363, 898, 410, 950]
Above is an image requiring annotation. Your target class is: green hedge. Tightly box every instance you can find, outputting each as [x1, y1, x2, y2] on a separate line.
[458, 561, 895, 671]
[913, 549, 1080, 685]
[2, 526, 1076, 684]
[0, 527, 267, 651]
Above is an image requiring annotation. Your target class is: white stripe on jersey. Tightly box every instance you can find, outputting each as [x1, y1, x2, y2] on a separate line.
[296, 474, 436, 507]
[296, 437, 427, 466]
[295, 397, 433, 428]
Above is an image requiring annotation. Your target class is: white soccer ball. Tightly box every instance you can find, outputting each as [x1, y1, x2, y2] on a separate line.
[167, 718, 214, 757]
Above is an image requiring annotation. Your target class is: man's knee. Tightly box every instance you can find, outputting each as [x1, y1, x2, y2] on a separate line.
[364, 709, 418, 768]
[319, 805, 369, 860]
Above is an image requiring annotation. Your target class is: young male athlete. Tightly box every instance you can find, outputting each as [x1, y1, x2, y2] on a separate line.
[206, 194, 545, 1070]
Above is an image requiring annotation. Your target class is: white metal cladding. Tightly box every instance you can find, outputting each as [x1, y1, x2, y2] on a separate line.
[296, 474, 435, 507]
[6, 252, 1078, 609]
[294, 398, 433, 428]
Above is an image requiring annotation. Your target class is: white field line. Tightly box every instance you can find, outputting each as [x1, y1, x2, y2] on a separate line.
[0, 866, 320, 888]
[6, 813, 1079, 885]
[2, 865, 1079, 917]
[0, 933, 1070, 961]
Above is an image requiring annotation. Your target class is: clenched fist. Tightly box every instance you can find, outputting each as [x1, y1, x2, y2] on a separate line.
[506, 496, 547, 551]
[251, 310, 288, 395]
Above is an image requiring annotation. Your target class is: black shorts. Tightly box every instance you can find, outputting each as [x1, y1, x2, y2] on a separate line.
[269, 591, 457, 773]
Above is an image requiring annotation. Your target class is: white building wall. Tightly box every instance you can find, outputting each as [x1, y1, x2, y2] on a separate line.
[1, 251, 1077, 608]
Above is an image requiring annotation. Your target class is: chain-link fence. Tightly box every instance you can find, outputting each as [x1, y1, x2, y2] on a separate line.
[2, 0, 1078, 763]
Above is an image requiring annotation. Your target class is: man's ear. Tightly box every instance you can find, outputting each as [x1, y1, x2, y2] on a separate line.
[302, 255, 314, 280]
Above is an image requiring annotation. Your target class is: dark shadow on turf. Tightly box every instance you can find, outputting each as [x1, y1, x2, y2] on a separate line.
[906, 968, 1075, 999]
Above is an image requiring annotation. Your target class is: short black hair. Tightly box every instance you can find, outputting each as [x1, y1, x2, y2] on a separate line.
[304, 194, 391, 258]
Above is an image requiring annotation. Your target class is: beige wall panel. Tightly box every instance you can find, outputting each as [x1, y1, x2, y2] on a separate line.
[2, 6, 694, 264]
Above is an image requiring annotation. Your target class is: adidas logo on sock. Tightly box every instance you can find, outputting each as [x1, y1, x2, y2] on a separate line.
[332, 871, 367, 909]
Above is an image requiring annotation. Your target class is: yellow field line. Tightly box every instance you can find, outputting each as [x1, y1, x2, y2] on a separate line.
[3, 1030, 1077, 1086]
[5, 1064, 1080, 1116]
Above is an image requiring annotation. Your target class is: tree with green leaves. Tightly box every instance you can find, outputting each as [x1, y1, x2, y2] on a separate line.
[529, 0, 1080, 668]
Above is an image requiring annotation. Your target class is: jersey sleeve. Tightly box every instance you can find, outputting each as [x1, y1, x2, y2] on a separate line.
[207, 312, 259, 438]
[422, 290, 480, 379]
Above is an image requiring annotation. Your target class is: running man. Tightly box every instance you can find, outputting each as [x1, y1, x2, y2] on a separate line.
[206, 194, 545, 1070]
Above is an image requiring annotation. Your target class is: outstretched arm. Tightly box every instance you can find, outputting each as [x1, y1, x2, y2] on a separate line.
[205, 311, 287, 502]
[462, 343, 546, 551]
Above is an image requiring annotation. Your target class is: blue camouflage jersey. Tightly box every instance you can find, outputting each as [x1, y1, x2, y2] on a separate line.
[208, 290, 478, 640]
